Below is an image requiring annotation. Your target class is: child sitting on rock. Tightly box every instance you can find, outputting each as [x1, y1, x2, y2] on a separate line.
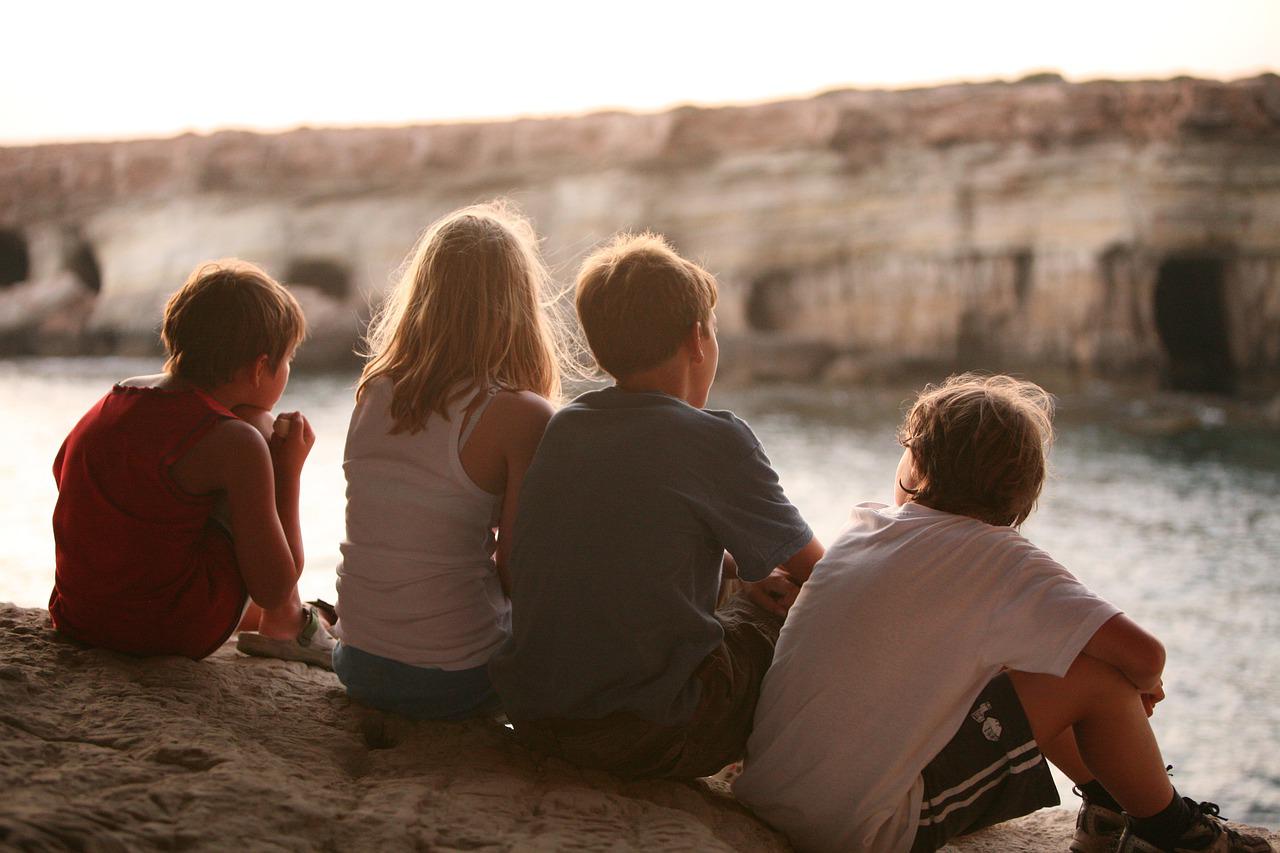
[488, 232, 824, 778]
[331, 201, 568, 720]
[734, 373, 1273, 853]
[50, 260, 335, 666]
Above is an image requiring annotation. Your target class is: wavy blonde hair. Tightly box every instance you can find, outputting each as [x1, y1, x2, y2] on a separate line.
[358, 201, 566, 433]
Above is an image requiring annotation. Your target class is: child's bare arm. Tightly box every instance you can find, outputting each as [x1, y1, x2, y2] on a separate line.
[1081, 613, 1166, 694]
[779, 536, 825, 584]
[229, 404, 311, 573]
[742, 536, 825, 616]
[181, 420, 302, 609]
[266, 412, 314, 576]
[492, 393, 554, 597]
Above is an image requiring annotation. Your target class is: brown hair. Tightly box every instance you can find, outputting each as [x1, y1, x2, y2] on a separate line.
[358, 200, 570, 434]
[161, 260, 306, 388]
[575, 232, 718, 379]
[897, 373, 1055, 527]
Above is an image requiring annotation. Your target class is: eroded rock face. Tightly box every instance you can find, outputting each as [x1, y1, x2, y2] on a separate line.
[0, 604, 788, 851]
[1, 605, 1277, 851]
[2, 75, 1279, 386]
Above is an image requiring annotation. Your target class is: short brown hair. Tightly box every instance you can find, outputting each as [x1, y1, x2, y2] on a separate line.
[161, 260, 306, 387]
[575, 233, 717, 378]
[897, 374, 1055, 527]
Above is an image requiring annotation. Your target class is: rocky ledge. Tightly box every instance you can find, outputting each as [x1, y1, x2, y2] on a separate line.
[1, 604, 1274, 851]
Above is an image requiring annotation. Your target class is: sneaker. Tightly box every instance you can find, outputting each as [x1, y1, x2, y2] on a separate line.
[1071, 797, 1127, 853]
[1116, 799, 1276, 852]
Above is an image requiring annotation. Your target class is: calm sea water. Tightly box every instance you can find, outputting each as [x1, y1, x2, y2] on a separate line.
[2, 357, 1277, 826]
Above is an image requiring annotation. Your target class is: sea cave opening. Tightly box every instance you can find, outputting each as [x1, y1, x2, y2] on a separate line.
[1153, 255, 1235, 394]
[745, 270, 797, 332]
[66, 238, 102, 293]
[0, 229, 30, 288]
[284, 258, 351, 300]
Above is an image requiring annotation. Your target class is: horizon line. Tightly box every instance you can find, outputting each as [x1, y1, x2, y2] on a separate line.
[4, 67, 1276, 150]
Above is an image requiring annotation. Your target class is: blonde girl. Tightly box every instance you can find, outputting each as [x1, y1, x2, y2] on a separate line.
[332, 200, 566, 719]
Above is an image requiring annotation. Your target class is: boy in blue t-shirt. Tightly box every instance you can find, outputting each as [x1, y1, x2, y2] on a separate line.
[488, 233, 823, 779]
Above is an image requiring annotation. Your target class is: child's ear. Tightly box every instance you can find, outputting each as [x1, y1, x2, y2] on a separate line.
[251, 353, 271, 386]
[686, 322, 705, 364]
[894, 446, 923, 505]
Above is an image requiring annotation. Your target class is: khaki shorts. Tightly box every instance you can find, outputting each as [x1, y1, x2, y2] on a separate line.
[512, 594, 783, 779]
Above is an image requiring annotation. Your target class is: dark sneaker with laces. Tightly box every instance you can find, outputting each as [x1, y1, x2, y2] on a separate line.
[1071, 798, 1127, 853]
[1116, 800, 1276, 853]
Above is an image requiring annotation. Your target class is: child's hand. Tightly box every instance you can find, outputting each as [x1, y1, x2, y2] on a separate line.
[744, 568, 801, 617]
[269, 411, 315, 477]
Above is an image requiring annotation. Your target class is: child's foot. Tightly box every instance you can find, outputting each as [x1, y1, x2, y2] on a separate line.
[1116, 799, 1275, 853]
[1071, 798, 1127, 853]
[236, 605, 336, 669]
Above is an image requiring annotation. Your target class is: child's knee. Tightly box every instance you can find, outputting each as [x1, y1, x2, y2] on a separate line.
[232, 404, 274, 442]
[1010, 657, 1142, 734]
[1065, 654, 1143, 707]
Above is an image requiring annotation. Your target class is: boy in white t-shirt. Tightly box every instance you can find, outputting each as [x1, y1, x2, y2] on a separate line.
[734, 374, 1273, 853]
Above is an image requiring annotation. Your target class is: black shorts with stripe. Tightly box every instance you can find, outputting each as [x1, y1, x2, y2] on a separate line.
[909, 672, 1060, 853]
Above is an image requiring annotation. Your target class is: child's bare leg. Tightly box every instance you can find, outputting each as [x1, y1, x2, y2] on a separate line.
[1008, 656, 1173, 818]
[238, 604, 261, 632]
[1035, 727, 1094, 785]
[253, 586, 305, 639]
[232, 405, 307, 640]
[234, 584, 305, 640]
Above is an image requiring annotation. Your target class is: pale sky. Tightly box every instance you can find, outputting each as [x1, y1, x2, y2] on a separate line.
[3, 0, 1277, 145]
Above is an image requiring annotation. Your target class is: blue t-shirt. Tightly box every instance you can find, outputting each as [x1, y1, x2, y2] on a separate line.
[488, 386, 813, 725]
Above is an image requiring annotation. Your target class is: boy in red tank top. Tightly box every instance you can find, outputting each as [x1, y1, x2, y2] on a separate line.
[49, 260, 335, 666]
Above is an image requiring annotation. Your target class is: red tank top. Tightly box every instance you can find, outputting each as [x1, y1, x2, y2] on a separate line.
[49, 384, 248, 659]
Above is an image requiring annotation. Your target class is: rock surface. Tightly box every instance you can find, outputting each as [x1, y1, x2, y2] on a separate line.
[1, 604, 1276, 851]
[1, 75, 1279, 387]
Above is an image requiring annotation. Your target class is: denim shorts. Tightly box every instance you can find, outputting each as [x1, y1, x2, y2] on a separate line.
[332, 642, 501, 721]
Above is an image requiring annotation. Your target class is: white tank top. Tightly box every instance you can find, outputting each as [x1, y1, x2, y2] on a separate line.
[335, 378, 508, 670]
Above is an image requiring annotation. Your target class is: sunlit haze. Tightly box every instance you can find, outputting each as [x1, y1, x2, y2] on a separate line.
[3, 0, 1278, 144]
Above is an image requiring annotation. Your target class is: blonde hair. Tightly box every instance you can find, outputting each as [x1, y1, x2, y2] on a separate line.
[358, 200, 565, 434]
[575, 232, 718, 379]
[162, 259, 305, 388]
[897, 373, 1055, 528]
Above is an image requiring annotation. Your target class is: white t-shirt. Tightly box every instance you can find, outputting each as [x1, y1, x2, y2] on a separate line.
[335, 380, 508, 670]
[734, 502, 1120, 853]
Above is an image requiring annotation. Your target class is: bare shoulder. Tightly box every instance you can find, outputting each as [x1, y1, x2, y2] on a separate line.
[488, 391, 553, 451]
[194, 418, 270, 466]
[170, 417, 269, 495]
[459, 391, 553, 491]
[209, 416, 267, 443]
[230, 405, 275, 441]
[118, 372, 170, 388]
[492, 390, 555, 422]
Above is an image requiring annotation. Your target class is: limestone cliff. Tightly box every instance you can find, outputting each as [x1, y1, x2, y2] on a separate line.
[2, 74, 1279, 390]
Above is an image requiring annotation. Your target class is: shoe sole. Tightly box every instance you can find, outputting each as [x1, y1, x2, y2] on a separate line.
[1070, 834, 1123, 853]
[236, 631, 333, 669]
